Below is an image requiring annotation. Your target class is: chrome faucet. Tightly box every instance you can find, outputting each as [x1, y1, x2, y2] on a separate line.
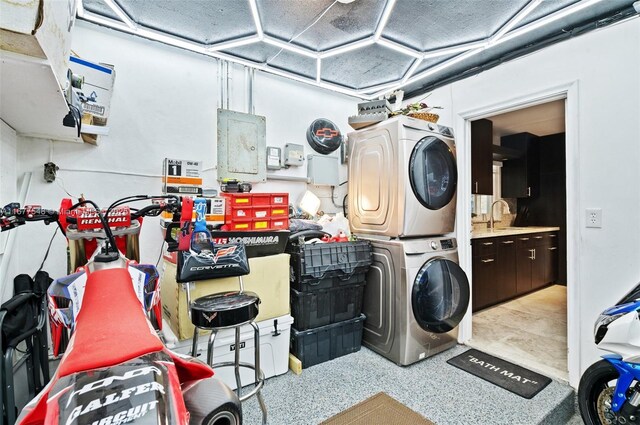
[489, 199, 510, 230]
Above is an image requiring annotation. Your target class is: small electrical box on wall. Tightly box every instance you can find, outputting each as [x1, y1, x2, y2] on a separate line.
[307, 155, 339, 186]
[266, 146, 282, 170]
[284, 143, 304, 167]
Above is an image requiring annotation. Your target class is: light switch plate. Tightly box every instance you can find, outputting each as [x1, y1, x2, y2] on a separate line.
[586, 208, 602, 228]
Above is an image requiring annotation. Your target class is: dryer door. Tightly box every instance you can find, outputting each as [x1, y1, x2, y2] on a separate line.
[412, 258, 469, 333]
[409, 136, 457, 210]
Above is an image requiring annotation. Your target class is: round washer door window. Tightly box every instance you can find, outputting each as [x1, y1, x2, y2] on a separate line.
[412, 258, 470, 334]
[409, 136, 457, 210]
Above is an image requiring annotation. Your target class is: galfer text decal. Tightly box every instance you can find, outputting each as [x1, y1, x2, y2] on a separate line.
[64, 366, 165, 425]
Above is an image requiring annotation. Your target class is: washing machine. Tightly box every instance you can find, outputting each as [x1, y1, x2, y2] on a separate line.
[348, 115, 457, 237]
[360, 235, 469, 366]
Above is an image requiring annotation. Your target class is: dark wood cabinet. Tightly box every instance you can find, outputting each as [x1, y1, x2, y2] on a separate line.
[516, 236, 534, 294]
[471, 119, 493, 195]
[501, 132, 540, 198]
[471, 238, 497, 312]
[544, 233, 559, 284]
[530, 234, 547, 290]
[496, 237, 517, 299]
[472, 255, 497, 311]
[472, 231, 559, 312]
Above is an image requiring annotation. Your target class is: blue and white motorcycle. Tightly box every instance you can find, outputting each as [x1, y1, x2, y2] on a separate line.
[579, 284, 640, 424]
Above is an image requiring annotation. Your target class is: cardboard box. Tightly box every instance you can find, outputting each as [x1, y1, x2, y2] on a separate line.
[69, 55, 116, 123]
[161, 253, 290, 340]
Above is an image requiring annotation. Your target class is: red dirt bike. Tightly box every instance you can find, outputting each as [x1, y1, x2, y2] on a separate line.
[0, 195, 241, 425]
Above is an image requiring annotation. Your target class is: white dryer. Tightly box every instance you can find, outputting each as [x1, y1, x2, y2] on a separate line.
[360, 236, 469, 366]
[348, 116, 457, 237]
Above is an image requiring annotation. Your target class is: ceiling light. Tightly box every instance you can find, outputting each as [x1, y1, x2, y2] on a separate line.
[494, 0, 605, 46]
[264, 38, 319, 58]
[369, 47, 484, 98]
[374, 0, 397, 40]
[337, 0, 357, 3]
[490, 0, 543, 44]
[79, 12, 366, 99]
[248, 0, 263, 38]
[316, 58, 322, 82]
[402, 58, 424, 83]
[76, 0, 85, 17]
[377, 38, 422, 58]
[320, 37, 375, 58]
[423, 40, 486, 59]
[208, 36, 261, 52]
[103, 0, 136, 29]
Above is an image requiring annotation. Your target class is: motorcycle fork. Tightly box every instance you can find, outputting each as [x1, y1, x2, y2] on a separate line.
[604, 355, 640, 413]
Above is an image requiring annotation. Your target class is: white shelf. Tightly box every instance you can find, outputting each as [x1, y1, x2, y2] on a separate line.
[0, 51, 105, 143]
[1, 52, 78, 142]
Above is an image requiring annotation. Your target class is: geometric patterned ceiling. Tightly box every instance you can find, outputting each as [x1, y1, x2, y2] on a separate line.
[79, 0, 638, 99]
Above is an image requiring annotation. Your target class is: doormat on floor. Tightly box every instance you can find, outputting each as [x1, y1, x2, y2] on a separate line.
[319, 392, 434, 425]
[447, 348, 552, 399]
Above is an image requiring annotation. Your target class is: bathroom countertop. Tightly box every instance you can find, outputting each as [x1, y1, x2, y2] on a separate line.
[471, 226, 560, 239]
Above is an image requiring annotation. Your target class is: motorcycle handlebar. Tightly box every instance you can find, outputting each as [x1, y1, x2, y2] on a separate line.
[1, 195, 182, 233]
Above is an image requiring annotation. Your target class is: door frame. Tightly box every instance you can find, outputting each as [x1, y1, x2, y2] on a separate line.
[455, 81, 581, 387]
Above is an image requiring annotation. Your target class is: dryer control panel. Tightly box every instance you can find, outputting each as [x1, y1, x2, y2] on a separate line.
[440, 239, 456, 250]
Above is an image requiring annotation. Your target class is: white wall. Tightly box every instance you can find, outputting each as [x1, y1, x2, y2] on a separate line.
[0, 119, 19, 301]
[14, 20, 357, 279]
[406, 18, 640, 383]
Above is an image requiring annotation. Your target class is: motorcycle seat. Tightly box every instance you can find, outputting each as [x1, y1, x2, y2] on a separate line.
[56, 268, 164, 377]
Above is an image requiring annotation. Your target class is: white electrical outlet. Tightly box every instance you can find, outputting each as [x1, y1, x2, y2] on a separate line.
[586, 208, 602, 228]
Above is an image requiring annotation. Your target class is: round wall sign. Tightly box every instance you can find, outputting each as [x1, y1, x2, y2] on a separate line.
[306, 118, 342, 154]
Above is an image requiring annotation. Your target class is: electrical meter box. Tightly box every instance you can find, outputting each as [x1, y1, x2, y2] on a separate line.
[217, 109, 266, 182]
[307, 155, 339, 186]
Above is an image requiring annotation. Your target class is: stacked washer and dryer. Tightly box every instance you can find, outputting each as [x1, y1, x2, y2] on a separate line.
[348, 116, 470, 366]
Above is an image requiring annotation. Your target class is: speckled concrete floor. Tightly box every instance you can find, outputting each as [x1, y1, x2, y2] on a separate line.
[239, 345, 575, 425]
[470, 285, 568, 382]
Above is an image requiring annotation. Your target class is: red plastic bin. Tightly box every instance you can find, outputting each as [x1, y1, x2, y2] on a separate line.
[271, 218, 289, 230]
[270, 206, 288, 217]
[251, 194, 271, 206]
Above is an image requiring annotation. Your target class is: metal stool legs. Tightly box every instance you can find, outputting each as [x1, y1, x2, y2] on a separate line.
[206, 330, 217, 367]
[185, 278, 266, 424]
[251, 322, 267, 424]
[233, 327, 242, 398]
[192, 322, 267, 425]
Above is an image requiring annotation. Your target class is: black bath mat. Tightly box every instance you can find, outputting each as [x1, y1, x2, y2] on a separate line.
[447, 348, 552, 399]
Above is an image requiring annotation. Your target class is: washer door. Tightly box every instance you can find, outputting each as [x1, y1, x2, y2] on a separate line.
[412, 258, 470, 334]
[409, 136, 457, 210]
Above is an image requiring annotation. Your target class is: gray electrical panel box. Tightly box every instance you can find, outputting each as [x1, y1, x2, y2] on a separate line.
[284, 143, 304, 167]
[307, 154, 339, 186]
[217, 109, 266, 182]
